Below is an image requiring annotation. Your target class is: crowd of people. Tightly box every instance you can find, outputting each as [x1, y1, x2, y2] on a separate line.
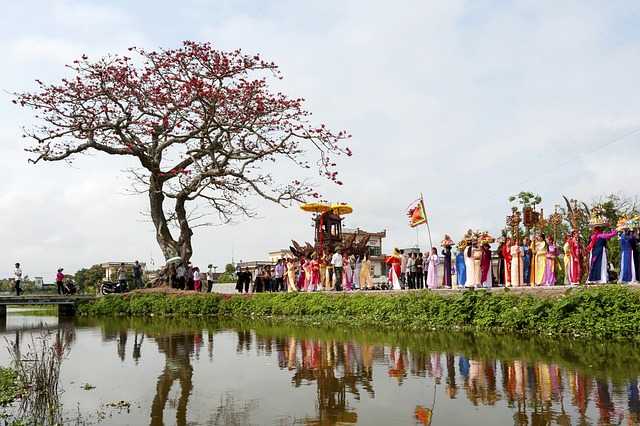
[387, 226, 639, 290]
[234, 224, 638, 294]
[167, 262, 216, 292]
[235, 250, 377, 293]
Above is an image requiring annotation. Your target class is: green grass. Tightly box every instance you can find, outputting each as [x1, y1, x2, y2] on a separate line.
[76, 286, 640, 339]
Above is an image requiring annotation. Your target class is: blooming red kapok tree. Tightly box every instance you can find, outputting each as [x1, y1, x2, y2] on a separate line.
[14, 41, 350, 262]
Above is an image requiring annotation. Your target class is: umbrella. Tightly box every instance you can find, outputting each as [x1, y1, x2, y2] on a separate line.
[300, 202, 331, 213]
[166, 256, 182, 265]
[331, 203, 353, 215]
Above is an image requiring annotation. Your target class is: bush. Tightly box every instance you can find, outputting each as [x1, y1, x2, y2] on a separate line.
[76, 286, 640, 339]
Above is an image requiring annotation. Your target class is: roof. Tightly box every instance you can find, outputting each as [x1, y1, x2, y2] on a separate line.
[342, 228, 387, 238]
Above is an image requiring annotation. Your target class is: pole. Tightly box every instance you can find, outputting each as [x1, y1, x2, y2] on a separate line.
[421, 194, 434, 250]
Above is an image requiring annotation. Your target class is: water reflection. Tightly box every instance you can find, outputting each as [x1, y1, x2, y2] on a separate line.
[6, 317, 640, 425]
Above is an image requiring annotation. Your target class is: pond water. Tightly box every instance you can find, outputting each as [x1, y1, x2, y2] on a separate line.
[2, 311, 640, 425]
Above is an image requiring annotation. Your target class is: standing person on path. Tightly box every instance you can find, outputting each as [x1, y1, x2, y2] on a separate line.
[441, 235, 454, 288]
[522, 237, 532, 285]
[56, 268, 65, 295]
[510, 240, 523, 287]
[273, 259, 284, 292]
[206, 265, 215, 292]
[415, 253, 424, 289]
[14, 263, 22, 296]
[619, 229, 637, 283]
[132, 260, 143, 289]
[455, 248, 466, 288]
[287, 259, 298, 292]
[193, 267, 202, 292]
[186, 262, 194, 291]
[400, 250, 408, 289]
[360, 254, 374, 290]
[331, 249, 344, 291]
[587, 227, 617, 284]
[533, 235, 548, 286]
[385, 248, 402, 290]
[353, 255, 361, 290]
[406, 254, 415, 289]
[176, 263, 186, 290]
[481, 243, 493, 288]
[426, 247, 440, 289]
[117, 263, 127, 291]
[543, 236, 558, 286]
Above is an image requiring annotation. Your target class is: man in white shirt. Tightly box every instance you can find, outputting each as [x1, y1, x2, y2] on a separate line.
[400, 251, 408, 288]
[331, 249, 344, 291]
[14, 262, 23, 296]
[406, 254, 415, 289]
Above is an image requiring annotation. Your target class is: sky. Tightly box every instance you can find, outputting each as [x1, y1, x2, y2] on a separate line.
[2, 0, 640, 281]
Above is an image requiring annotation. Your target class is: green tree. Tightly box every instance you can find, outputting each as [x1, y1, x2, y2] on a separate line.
[216, 263, 237, 283]
[74, 265, 104, 293]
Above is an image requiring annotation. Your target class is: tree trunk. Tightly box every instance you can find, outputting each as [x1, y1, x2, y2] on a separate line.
[175, 196, 194, 263]
[149, 174, 180, 260]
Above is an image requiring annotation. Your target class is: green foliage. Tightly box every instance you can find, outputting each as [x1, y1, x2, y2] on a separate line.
[216, 263, 237, 283]
[0, 367, 19, 406]
[509, 191, 542, 208]
[77, 286, 640, 339]
[74, 264, 104, 292]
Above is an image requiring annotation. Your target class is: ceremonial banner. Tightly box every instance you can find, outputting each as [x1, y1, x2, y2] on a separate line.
[407, 198, 427, 228]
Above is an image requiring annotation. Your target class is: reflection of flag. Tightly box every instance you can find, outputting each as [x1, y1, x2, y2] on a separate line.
[415, 406, 433, 425]
[407, 198, 427, 228]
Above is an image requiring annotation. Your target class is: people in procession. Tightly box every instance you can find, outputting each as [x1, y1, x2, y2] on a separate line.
[481, 243, 493, 288]
[426, 247, 439, 289]
[522, 237, 532, 285]
[441, 235, 454, 288]
[472, 242, 483, 288]
[386, 248, 403, 290]
[618, 229, 637, 283]
[509, 240, 523, 287]
[543, 236, 557, 286]
[455, 248, 466, 288]
[533, 235, 547, 286]
[360, 254, 374, 290]
[587, 227, 617, 284]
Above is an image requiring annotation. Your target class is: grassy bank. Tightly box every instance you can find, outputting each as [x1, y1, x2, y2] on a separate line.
[76, 286, 640, 339]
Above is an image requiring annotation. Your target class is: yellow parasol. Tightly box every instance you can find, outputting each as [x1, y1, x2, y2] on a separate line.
[300, 202, 331, 213]
[331, 203, 353, 215]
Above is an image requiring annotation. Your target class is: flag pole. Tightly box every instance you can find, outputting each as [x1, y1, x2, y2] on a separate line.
[421, 193, 434, 250]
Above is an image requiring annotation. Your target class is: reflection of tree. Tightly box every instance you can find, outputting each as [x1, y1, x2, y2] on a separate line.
[149, 332, 196, 426]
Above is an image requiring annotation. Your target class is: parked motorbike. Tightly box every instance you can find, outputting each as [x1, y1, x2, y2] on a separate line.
[100, 281, 129, 295]
[62, 279, 77, 295]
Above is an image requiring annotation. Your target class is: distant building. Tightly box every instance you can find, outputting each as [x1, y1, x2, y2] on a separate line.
[100, 262, 146, 282]
[33, 277, 44, 288]
[342, 228, 387, 277]
[268, 249, 294, 262]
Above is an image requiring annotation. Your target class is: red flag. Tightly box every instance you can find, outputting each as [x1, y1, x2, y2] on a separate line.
[407, 198, 427, 228]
